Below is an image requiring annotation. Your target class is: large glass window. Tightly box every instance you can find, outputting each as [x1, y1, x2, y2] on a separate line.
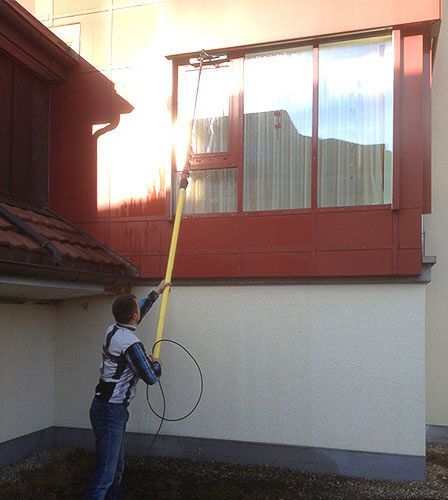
[243, 47, 313, 211]
[174, 34, 394, 215]
[318, 36, 393, 207]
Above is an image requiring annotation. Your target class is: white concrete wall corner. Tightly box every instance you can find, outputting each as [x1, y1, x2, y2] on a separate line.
[0, 304, 57, 443]
[55, 283, 426, 458]
[426, 0, 448, 427]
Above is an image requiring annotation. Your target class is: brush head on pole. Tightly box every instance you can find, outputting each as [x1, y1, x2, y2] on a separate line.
[188, 50, 229, 67]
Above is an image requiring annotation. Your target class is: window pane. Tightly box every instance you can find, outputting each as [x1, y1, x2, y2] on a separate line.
[175, 168, 237, 214]
[318, 36, 393, 207]
[243, 47, 313, 211]
[177, 64, 230, 156]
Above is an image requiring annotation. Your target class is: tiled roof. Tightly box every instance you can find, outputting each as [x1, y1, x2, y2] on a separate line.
[0, 201, 137, 281]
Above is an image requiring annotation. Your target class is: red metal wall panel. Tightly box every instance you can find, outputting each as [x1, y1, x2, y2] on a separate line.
[316, 210, 393, 251]
[50, 64, 116, 221]
[109, 221, 163, 255]
[400, 34, 424, 209]
[398, 209, 422, 249]
[422, 34, 432, 214]
[173, 254, 240, 278]
[177, 217, 240, 253]
[76, 222, 110, 247]
[242, 252, 313, 277]
[131, 255, 162, 278]
[240, 214, 313, 252]
[317, 250, 393, 276]
[398, 249, 422, 275]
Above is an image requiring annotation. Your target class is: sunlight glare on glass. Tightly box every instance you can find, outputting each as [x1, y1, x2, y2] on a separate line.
[322, 44, 393, 98]
[177, 63, 230, 156]
[244, 47, 313, 137]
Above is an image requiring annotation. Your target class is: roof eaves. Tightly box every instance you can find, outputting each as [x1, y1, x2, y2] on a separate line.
[0, 0, 78, 80]
[0, 259, 133, 287]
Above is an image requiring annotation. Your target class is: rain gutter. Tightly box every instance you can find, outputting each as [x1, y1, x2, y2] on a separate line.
[0, 204, 62, 265]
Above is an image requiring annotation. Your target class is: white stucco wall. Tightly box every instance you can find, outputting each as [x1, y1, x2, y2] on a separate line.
[55, 284, 425, 456]
[426, 0, 448, 426]
[0, 304, 56, 443]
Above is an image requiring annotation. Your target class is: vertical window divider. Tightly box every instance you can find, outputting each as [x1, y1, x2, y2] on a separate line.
[423, 31, 432, 214]
[311, 44, 319, 269]
[170, 60, 180, 221]
[392, 29, 401, 210]
[311, 44, 319, 210]
[233, 57, 244, 214]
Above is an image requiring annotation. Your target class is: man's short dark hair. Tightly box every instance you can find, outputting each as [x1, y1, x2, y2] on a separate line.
[112, 294, 138, 324]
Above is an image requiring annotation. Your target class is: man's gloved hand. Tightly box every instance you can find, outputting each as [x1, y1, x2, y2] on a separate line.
[152, 359, 162, 377]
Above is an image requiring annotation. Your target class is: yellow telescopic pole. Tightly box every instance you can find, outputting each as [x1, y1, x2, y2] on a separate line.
[153, 185, 187, 358]
[153, 50, 206, 358]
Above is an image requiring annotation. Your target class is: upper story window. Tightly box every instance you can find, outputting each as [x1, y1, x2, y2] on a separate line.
[318, 36, 393, 208]
[174, 34, 393, 215]
[176, 61, 237, 214]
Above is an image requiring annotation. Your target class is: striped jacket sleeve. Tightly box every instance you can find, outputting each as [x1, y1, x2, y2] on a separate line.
[124, 342, 161, 385]
[138, 290, 159, 323]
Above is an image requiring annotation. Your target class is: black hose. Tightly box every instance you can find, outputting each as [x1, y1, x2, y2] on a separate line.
[129, 338, 203, 497]
[146, 339, 204, 422]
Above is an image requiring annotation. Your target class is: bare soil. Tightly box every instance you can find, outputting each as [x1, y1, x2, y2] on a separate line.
[1, 444, 448, 499]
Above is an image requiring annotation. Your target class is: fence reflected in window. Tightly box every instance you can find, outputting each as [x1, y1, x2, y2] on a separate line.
[318, 36, 393, 207]
[177, 168, 237, 214]
[243, 47, 313, 211]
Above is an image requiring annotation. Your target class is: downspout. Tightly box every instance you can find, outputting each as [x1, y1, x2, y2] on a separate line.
[0, 203, 62, 265]
[89, 96, 139, 278]
[47, 92, 138, 278]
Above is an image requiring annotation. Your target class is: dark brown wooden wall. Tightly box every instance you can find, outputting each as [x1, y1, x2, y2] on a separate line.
[0, 50, 49, 209]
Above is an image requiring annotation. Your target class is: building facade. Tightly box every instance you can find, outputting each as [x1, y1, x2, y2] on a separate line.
[1, 0, 445, 481]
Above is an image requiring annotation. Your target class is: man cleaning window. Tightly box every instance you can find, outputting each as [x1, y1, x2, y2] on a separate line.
[85, 280, 169, 499]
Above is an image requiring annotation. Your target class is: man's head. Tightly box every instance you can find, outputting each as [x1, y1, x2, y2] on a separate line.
[112, 294, 140, 325]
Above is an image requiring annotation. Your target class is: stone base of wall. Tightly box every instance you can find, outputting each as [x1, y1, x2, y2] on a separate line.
[427, 425, 448, 443]
[0, 428, 54, 469]
[1, 426, 426, 481]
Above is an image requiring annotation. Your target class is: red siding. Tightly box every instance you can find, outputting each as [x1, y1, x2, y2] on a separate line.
[400, 35, 424, 209]
[50, 68, 115, 221]
[49, 30, 431, 279]
[316, 210, 393, 251]
[317, 250, 393, 276]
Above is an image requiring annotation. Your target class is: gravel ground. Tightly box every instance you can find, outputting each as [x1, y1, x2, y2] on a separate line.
[1, 444, 448, 499]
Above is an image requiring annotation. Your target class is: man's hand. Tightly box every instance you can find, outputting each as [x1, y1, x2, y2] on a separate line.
[150, 356, 162, 377]
[154, 279, 171, 296]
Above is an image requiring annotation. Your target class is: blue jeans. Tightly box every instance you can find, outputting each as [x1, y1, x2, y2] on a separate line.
[85, 399, 129, 500]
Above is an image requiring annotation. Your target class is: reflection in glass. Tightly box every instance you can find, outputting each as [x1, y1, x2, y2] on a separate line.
[175, 168, 237, 214]
[244, 47, 313, 211]
[177, 64, 230, 156]
[318, 36, 393, 207]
